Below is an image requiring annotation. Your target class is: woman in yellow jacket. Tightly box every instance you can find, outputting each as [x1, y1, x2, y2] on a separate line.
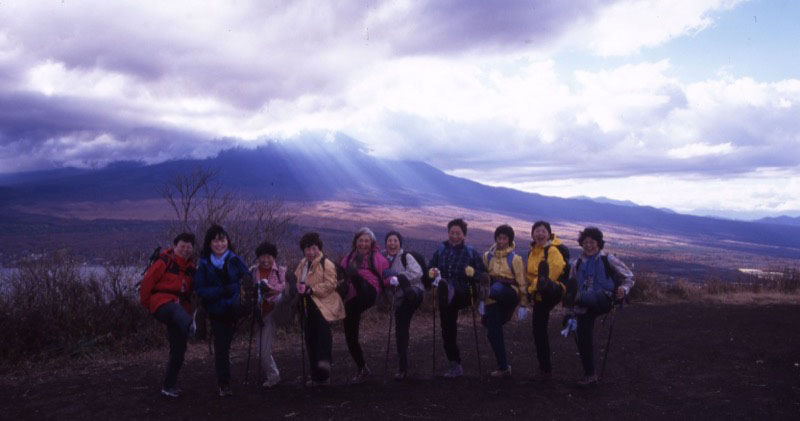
[525, 221, 567, 380]
[481, 224, 528, 377]
[294, 232, 345, 386]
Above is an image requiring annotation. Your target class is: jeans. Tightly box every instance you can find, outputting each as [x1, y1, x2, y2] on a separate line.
[344, 279, 377, 369]
[484, 282, 519, 370]
[302, 297, 333, 382]
[532, 301, 552, 373]
[153, 301, 192, 389]
[394, 286, 423, 372]
[437, 281, 472, 364]
[259, 311, 279, 381]
[210, 315, 236, 387]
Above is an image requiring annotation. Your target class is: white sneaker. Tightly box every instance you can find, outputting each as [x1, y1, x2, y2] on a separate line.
[262, 373, 280, 388]
[443, 362, 463, 378]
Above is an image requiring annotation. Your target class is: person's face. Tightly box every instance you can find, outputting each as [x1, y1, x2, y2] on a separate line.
[258, 254, 275, 270]
[448, 225, 465, 246]
[211, 235, 229, 257]
[581, 237, 600, 256]
[174, 240, 193, 259]
[385, 235, 401, 255]
[356, 234, 372, 255]
[303, 245, 320, 261]
[532, 226, 550, 246]
[495, 233, 510, 250]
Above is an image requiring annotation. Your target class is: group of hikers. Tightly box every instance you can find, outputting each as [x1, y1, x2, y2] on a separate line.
[139, 218, 634, 398]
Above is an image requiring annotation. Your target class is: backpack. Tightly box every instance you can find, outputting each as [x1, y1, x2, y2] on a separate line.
[544, 244, 571, 285]
[485, 251, 518, 278]
[574, 254, 615, 286]
[135, 246, 164, 289]
[400, 250, 430, 288]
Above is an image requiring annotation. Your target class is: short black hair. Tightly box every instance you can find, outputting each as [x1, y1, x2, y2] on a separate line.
[447, 218, 468, 235]
[255, 241, 278, 258]
[532, 221, 552, 236]
[494, 224, 515, 243]
[578, 226, 605, 250]
[299, 232, 323, 251]
[173, 232, 195, 246]
[385, 230, 403, 246]
[201, 224, 234, 258]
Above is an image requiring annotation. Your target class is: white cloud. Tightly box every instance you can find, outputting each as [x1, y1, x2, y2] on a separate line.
[571, 0, 745, 56]
[667, 142, 733, 159]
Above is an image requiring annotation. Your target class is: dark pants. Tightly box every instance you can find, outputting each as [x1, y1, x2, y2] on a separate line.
[485, 282, 519, 370]
[576, 291, 612, 376]
[437, 281, 472, 364]
[303, 297, 333, 382]
[210, 315, 236, 387]
[532, 301, 553, 373]
[344, 276, 377, 369]
[395, 287, 423, 372]
[153, 302, 192, 389]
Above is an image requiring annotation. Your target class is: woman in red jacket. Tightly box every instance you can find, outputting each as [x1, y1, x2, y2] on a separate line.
[139, 232, 197, 398]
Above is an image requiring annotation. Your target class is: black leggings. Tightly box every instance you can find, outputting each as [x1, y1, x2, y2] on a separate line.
[532, 302, 553, 373]
[437, 281, 472, 364]
[303, 297, 333, 381]
[344, 276, 377, 369]
[395, 287, 423, 371]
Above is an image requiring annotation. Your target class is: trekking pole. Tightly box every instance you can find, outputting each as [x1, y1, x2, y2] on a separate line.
[256, 287, 264, 386]
[468, 283, 482, 378]
[384, 288, 396, 382]
[431, 285, 437, 377]
[300, 294, 308, 387]
[599, 305, 618, 381]
[244, 304, 257, 384]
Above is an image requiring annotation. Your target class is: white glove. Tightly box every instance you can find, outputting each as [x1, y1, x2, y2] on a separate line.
[516, 307, 530, 321]
[478, 300, 485, 316]
[389, 276, 399, 287]
[560, 318, 577, 337]
[431, 275, 442, 288]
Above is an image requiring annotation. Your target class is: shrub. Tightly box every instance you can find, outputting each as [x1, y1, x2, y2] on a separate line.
[628, 272, 662, 302]
[665, 279, 692, 300]
[0, 251, 160, 363]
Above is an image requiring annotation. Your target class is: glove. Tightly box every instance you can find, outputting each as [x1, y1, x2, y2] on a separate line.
[478, 300, 485, 316]
[431, 274, 442, 288]
[560, 317, 577, 337]
[464, 266, 475, 278]
[428, 268, 439, 279]
[258, 279, 269, 294]
[516, 306, 530, 321]
[389, 276, 399, 287]
[297, 283, 308, 295]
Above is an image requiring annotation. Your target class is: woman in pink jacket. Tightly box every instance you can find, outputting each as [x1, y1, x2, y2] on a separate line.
[340, 227, 390, 383]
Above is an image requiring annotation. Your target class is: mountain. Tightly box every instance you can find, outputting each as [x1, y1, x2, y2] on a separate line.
[571, 196, 639, 207]
[1, 136, 799, 258]
[755, 215, 800, 227]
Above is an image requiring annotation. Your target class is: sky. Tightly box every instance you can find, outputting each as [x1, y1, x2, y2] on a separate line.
[1, 0, 798, 220]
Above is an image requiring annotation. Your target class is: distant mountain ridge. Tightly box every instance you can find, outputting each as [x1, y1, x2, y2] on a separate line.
[1, 136, 799, 258]
[756, 215, 800, 227]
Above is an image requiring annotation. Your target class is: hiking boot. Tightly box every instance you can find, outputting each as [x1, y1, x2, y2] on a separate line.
[443, 361, 463, 378]
[576, 374, 598, 388]
[262, 373, 280, 388]
[350, 365, 371, 384]
[218, 385, 234, 397]
[393, 371, 407, 382]
[490, 365, 512, 378]
[305, 378, 331, 387]
[160, 387, 182, 398]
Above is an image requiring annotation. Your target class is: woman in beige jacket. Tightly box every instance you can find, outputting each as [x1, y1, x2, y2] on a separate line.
[294, 232, 345, 386]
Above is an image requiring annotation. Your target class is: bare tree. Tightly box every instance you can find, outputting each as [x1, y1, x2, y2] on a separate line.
[159, 165, 218, 232]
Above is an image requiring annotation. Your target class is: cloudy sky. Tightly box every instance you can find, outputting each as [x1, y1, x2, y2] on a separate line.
[1, 0, 798, 219]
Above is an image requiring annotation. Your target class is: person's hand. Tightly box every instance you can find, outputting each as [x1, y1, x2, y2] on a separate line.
[517, 306, 531, 321]
[429, 268, 440, 279]
[258, 279, 269, 294]
[464, 266, 475, 278]
[431, 274, 442, 288]
[615, 287, 626, 301]
[389, 276, 399, 287]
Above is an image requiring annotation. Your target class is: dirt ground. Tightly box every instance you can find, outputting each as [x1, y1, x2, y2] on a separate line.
[2, 303, 799, 420]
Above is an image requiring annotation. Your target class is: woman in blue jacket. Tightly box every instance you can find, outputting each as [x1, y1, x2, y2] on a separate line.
[194, 224, 251, 396]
